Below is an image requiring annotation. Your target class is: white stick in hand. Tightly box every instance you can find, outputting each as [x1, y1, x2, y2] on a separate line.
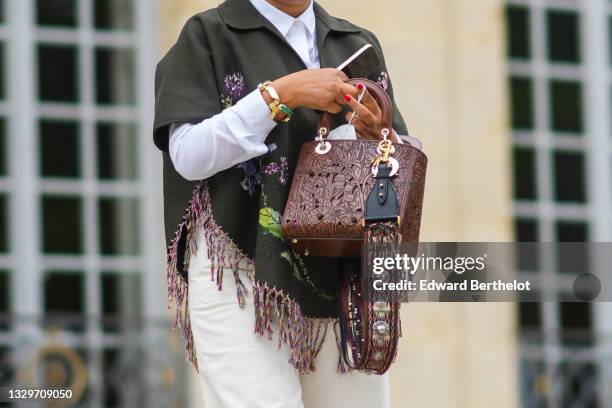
[344, 86, 367, 138]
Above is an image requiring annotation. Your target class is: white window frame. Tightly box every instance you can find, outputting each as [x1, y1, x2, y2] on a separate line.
[4, 0, 169, 405]
[508, 0, 612, 406]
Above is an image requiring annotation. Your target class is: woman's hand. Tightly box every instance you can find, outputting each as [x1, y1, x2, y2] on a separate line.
[272, 68, 358, 114]
[343, 84, 398, 142]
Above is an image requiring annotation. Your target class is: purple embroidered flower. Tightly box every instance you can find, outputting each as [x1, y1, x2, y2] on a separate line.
[236, 143, 278, 196]
[376, 71, 389, 92]
[237, 159, 262, 196]
[262, 162, 279, 174]
[262, 156, 289, 185]
[279, 157, 288, 185]
[224, 73, 246, 105]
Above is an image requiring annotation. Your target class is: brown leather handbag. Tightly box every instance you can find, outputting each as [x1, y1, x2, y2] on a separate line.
[281, 79, 427, 374]
[281, 79, 427, 257]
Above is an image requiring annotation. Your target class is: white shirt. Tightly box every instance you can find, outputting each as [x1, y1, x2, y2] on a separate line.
[250, 0, 319, 69]
[168, 0, 400, 181]
[169, 0, 319, 181]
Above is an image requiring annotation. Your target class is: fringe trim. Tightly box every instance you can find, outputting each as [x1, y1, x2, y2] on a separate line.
[253, 281, 339, 374]
[166, 181, 254, 371]
[334, 320, 351, 374]
[166, 207, 197, 371]
[166, 181, 344, 374]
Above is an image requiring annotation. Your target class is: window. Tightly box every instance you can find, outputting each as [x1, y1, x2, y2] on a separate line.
[0, 346, 11, 388]
[0, 43, 5, 100]
[39, 120, 80, 178]
[0, 194, 6, 253]
[98, 197, 140, 255]
[44, 272, 85, 331]
[0, 271, 9, 330]
[608, 15, 612, 66]
[96, 122, 138, 180]
[0, 120, 7, 176]
[549, 80, 583, 133]
[95, 47, 136, 105]
[510, 76, 534, 130]
[42, 195, 83, 254]
[38, 45, 79, 103]
[102, 347, 144, 406]
[515, 218, 539, 242]
[513, 146, 537, 200]
[506, 1, 608, 405]
[546, 10, 580, 63]
[36, 0, 78, 28]
[94, 0, 134, 30]
[518, 300, 541, 331]
[101, 272, 142, 332]
[507, 6, 531, 59]
[559, 298, 593, 345]
[556, 221, 588, 243]
[515, 218, 539, 271]
[555, 221, 589, 274]
[553, 150, 586, 203]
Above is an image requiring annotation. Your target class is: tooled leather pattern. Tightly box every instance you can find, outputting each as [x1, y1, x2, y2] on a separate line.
[281, 140, 427, 242]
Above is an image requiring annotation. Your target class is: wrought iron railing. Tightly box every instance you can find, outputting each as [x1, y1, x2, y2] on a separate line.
[0, 315, 189, 408]
[520, 333, 608, 408]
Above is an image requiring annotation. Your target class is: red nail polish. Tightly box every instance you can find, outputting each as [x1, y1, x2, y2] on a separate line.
[357, 83, 364, 90]
[344, 95, 352, 102]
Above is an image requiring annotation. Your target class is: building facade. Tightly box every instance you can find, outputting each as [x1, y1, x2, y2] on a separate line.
[0, 0, 608, 407]
[0, 1, 186, 407]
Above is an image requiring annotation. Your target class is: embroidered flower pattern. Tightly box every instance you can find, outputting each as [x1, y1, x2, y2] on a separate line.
[376, 71, 389, 92]
[236, 143, 278, 196]
[258, 188, 334, 301]
[259, 206, 282, 239]
[220, 69, 329, 301]
[220, 72, 246, 108]
[262, 156, 289, 185]
[236, 160, 262, 196]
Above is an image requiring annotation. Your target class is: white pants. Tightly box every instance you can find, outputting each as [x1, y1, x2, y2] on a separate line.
[188, 226, 390, 408]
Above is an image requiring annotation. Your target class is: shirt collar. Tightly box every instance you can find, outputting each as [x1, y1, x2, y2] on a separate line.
[249, 0, 315, 37]
[218, 0, 361, 35]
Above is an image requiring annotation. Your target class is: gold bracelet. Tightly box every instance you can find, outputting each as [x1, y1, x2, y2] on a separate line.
[259, 81, 280, 100]
[258, 81, 292, 123]
[268, 100, 281, 120]
[268, 101, 292, 123]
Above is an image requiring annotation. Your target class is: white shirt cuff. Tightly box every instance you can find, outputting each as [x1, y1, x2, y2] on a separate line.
[229, 88, 277, 146]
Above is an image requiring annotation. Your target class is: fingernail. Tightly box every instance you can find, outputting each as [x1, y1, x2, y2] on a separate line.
[344, 95, 352, 102]
[357, 83, 364, 90]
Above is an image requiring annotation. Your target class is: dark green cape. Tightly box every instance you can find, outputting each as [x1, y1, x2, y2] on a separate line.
[153, 0, 407, 371]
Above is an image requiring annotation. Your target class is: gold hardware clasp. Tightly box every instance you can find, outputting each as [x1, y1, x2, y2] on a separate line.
[370, 139, 395, 168]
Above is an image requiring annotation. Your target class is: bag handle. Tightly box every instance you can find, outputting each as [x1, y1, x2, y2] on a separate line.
[317, 78, 393, 141]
